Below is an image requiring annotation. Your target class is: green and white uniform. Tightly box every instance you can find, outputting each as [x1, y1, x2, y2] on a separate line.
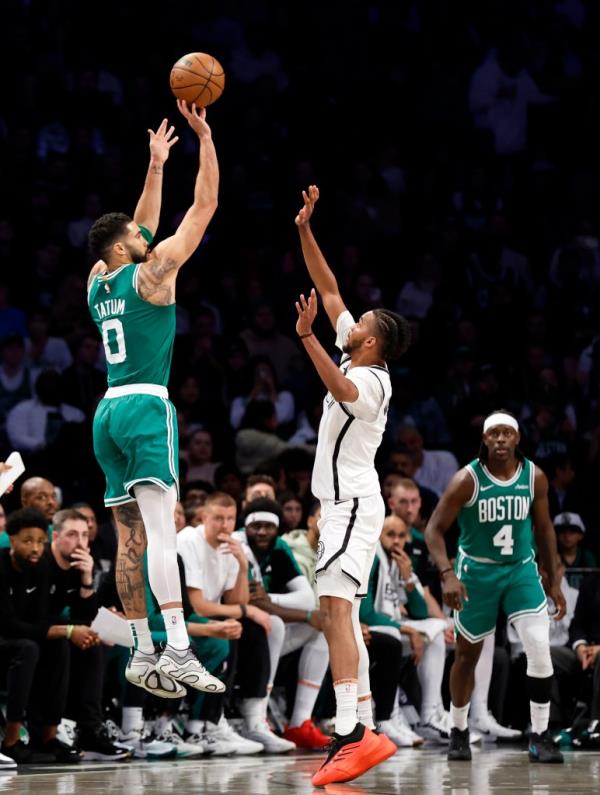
[454, 457, 546, 643]
[89, 228, 179, 506]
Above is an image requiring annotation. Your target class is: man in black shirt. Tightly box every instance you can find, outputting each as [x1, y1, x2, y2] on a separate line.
[0, 508, 80, 764]
[47, 508, 129, 761]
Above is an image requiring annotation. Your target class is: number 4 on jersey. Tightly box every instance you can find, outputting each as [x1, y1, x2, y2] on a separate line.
[492, 524, 514, 556]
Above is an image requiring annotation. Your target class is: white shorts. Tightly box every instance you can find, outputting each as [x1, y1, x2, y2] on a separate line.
[316, 494, 385, 602]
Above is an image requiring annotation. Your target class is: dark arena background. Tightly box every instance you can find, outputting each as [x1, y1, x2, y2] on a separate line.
[1, 1, 600, 793]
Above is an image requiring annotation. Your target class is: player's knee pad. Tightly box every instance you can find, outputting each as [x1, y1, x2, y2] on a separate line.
[514, 614, 553, 679]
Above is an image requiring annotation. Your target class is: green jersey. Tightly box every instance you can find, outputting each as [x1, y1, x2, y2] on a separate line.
[457, 457, 535, 563]
[88, 251, 176, 387]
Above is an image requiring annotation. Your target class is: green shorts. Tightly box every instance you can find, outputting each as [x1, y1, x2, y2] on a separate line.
[454, 551, 547, 644]
[93, 392, 179, 507]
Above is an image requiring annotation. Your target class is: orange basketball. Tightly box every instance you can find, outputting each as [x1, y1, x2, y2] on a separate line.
[169, 52, 225, 107]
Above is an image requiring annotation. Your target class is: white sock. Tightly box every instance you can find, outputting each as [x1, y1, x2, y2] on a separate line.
[418, 632, 445, 721]
[162, 607, 189, 650]
[129, 617, 154, 654]
[334, 679, 358, 736]
[290, 679, 321, 728]
[471, 634, 494, 721]
[451, 702, 470, 731]
[240, 697, 268, 729]
[122, 706, 144, 735]
[357, 693, 375, 729]
[187, 720, 203, 735]
[530, 701, 550, 735]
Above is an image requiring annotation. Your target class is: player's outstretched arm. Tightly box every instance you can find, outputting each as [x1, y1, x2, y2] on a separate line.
[133, 118, 179, 236]
[295, 289, 358, 403]
[295, 185, 347, 330]
[137, 101, 218, 305]
[532, 466, 567, 620]
[424, 470, 474, 612]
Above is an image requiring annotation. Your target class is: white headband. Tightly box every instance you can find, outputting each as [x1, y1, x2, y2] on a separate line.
[483, 413, 519, 433]
[245, 511, 280, 528]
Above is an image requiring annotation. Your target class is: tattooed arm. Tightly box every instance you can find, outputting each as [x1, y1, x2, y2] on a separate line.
[133, 118, 179, 236]
[137, 101, 218, 306]
[113, 503, 148, 619]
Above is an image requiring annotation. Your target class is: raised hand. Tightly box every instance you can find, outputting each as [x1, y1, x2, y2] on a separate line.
[295, 184, 319, 226]
[176, 99, 212, 140]
[148, 118, 179, 164]
[295, 288, 318, 337]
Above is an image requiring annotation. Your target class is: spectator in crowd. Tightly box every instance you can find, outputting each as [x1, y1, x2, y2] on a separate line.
[236, 498, 328, 750]
[176, 491, 273, 754]
[396, 424, 459, 497]
[555, 512, 597, 590]
[282, 500, 320, 598]
[61, 334, 105, 418]
[181, 429, 220, 486]
[235, 400, 290, 475]
[6, 369, 85, 453]
[20, 476, 58, 530]
[46, 508, 128, 760]
[278, 491, 304, 532]
[545, 454, 580, 518]
[24, 310, 73, 374]
[0, 335, 32, 424]
[230, 355, 295, 431]
[239, 303, 300, 386]
[568, 568, 600, 742]
[0, 508, 81, 764]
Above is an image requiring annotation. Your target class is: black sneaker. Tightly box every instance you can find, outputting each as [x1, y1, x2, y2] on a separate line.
[448, 727, 472, 761]
[528, 731, 564, 763]
[1, 740, 32, 764]
[38, 737, 82, 763]
[78, 727, 131, 762]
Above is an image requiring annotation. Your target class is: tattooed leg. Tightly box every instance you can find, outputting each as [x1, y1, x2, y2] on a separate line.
[113, 502, 148, 619]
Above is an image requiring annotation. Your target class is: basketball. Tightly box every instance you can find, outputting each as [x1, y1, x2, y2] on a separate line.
[169, 52, 225, 108]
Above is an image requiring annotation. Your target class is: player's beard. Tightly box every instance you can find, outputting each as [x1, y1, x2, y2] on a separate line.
[342, 338, 362, 355]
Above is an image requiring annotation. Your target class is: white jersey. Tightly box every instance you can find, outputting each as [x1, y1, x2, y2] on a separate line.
[311, 311, 392, 501]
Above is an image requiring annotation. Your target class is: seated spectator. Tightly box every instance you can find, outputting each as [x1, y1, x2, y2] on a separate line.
[6, 369, 85, 453]
[282, 500, 321, 597]
[396, 424, 459, 496]
[230, 356, 295, 431]
[242, 473, 277, 508]
[0, 508, 81, 764]
[214, 463, 245, 506]
[568, 569, 600, 742]
[235, 400, 291, 475]
[46, 508, 127, 761]
[555, 512, 597, 590]
[279, 491, 303, 533]
[236, 498, 329, 750]
[20, 476, 58, 534]
[239, 302, 300, 386]
[181, 429, 220, 486]
[174, 501, 186, 533]
[60, 334, 105, 417]
[545, 454, 580, 518]
[386, 447, 445, 521]
[176, 491, 274, 755]
[24, 310, 73, 374]
[0, 335, 33, 424]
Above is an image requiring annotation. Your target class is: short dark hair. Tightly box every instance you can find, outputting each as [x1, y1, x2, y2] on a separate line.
[53, 508, 88, 534]
[243, 497, 282, 526]
[372, 309, 411, 361]
[6, 508, 48, 536]
[88, 212, 132, 262]
[245, 474, 277, 496]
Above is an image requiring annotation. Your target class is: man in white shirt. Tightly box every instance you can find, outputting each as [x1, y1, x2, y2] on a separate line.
[396, 424, 458, 497]
[177, 491, 272, 755]
[294, 185, 411, 786]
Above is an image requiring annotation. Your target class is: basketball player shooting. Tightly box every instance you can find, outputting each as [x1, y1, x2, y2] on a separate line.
[86, 101, 224, 698]
[294, 185, 410, 786]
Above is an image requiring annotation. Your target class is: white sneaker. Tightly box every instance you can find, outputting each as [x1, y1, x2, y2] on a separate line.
[206, 717, 263, 755]
[419, 706, 451, 743]
[126, 649, 186, 699]
[0, 752, 16, 769]
[117, 728, 177, 759]
[200, 720, 238, 756]
[378, 720, 420, 748]
[155, 645, 226, 693]
[391, 707, 425, 746]
[154, 723, 205, 758]
[57, 718, 77, 747]
[241, 720, 295, 753]
[470, 711, 522, 741]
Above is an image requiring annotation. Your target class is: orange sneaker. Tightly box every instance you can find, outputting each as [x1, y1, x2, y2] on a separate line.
[372, 730, 398, 763]
[311, 723, 382, 787]
[283, 719, 330, 749]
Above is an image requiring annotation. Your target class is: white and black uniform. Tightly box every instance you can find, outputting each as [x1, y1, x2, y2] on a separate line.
[314, 310, 391, 600]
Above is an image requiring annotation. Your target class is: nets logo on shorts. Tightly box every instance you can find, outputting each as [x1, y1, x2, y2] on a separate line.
[317, 540, 325, 562]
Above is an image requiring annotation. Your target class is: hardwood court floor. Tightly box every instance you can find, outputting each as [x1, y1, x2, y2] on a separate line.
[2, 746, 600, 794]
